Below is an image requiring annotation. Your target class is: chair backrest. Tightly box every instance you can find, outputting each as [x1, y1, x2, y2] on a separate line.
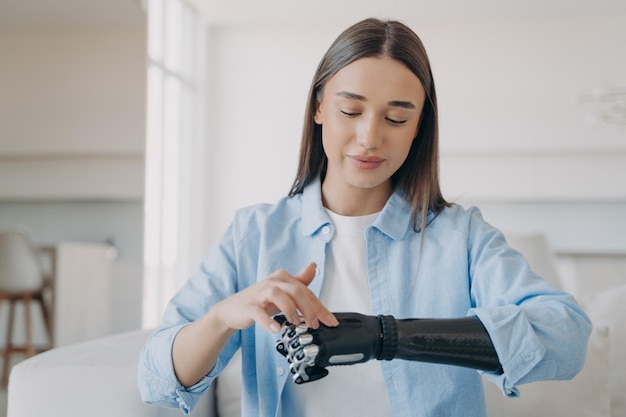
[0, 229, 45, 293]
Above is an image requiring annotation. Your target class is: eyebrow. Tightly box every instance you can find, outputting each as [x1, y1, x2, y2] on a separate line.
[336, 90, 417, 110]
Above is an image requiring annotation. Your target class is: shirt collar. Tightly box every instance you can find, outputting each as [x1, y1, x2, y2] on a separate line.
[372, 187, 413, 240]
[300, 177, 331, 236]
[300, 177, 413, 240]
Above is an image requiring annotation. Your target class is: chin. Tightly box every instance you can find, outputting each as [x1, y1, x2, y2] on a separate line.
[347, 178, 388, 190]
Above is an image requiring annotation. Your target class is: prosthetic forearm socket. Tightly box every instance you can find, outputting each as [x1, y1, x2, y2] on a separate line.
[275, 312, 503, 384]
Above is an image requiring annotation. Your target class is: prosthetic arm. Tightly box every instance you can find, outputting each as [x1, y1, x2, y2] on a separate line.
[275, 312, 503, 384]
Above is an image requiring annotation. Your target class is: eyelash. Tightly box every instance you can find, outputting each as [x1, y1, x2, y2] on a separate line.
[387, 117, 407, 125]
[340, 110, 407, 125]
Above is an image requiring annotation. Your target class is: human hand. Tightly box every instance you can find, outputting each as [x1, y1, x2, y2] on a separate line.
[212, 262, 338, 335]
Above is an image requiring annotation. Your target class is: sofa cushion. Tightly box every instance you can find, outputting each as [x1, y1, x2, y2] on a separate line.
[580, 284, 626, 417]
[7, 329, 214, 417]
[215, 349, 242, 417]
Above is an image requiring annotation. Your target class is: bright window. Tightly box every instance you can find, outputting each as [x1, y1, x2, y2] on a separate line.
[143, 0, 202, 328]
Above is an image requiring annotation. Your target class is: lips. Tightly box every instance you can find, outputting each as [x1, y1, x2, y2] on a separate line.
[348, 155, 385, 170]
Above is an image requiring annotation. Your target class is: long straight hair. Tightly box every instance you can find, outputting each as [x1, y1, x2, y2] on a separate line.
[289, 18, 450, 233]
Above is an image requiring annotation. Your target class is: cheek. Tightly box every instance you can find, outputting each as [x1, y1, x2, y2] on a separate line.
[321, 120, 351, 148]
[389, 134, 415, 163]
[320, 132, 338, 161]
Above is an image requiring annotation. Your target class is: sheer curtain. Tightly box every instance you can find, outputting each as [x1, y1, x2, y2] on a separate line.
[143, 0, 206, 328]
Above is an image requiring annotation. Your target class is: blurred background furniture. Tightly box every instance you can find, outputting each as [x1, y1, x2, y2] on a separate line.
[7, 330, 214, 417]
[45, 242, 115, 347]
[0, 229, 52, 388]
[0, 228, 117, 393]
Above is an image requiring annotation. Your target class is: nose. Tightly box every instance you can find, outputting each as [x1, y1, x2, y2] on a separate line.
[356, 115, 382, 150]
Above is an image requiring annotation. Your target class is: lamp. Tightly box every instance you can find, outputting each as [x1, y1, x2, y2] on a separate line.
[580, 87, 626, 126]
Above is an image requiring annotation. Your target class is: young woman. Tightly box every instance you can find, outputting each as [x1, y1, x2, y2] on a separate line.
[138, 18, 591, 417]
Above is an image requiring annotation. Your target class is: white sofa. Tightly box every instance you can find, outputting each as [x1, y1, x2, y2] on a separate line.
[7, 236, 625, 417]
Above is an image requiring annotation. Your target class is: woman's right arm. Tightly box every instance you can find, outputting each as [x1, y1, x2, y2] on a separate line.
[171, 262, 338, 388]
[171, 306, 236, 387]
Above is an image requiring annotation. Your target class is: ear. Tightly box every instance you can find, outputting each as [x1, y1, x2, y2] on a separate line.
[314, 101, 323, 125]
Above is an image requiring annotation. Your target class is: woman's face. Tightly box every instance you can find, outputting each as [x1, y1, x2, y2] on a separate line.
[315, 56, 425, 209]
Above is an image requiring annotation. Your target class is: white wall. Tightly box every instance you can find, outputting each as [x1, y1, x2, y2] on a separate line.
[0, 29, 146, 156]
[0, 28, 146, 199]
[201, 14, 626, 255]
[0, 28, 147, 335]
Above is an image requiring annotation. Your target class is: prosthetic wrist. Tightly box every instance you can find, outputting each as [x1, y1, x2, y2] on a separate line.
[274, 312, 503, 384]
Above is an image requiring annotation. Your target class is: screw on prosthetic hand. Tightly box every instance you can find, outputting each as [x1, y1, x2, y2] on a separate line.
[274, 313, 385, 384]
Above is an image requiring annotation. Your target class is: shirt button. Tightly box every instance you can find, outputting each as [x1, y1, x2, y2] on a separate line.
[277, 367, 285, 376]
[321, 226, 330, 234]
[526, 352, 535, 361]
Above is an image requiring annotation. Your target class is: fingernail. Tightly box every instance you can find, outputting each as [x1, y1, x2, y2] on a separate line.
[328, 313, 339, 326]
[270, 322, 280, 333]
[310, 318, 319, 329]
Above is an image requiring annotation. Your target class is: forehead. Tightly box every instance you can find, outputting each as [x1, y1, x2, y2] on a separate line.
[323, 56, 424, 101]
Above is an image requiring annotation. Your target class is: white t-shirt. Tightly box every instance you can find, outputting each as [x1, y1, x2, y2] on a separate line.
[281, 209, 393, 417]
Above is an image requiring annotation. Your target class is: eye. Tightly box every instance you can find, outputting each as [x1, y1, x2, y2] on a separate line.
[340, 110, 360, 117]
[386, 117, 407, 125]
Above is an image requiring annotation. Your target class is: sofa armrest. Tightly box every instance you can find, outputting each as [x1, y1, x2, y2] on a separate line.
[7, 329, 216, 417]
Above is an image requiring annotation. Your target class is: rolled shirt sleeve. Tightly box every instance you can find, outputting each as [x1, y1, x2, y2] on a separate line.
[466, 207, 592, 395]
[137, 323, 218, 413]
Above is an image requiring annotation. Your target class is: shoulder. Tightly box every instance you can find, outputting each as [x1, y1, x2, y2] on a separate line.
[431, 204, 489, 232]
[432, 204, 512, 262]
[235, 193, 302, 220]
[230, 193, 303, 238]
[427, 204, 505, 250]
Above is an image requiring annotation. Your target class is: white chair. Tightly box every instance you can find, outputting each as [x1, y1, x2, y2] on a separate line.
[0, 229, 53, 388]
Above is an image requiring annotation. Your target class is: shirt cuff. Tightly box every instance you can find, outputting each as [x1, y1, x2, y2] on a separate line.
[469, 305, 546, 391]
[141, 324, 216, 414]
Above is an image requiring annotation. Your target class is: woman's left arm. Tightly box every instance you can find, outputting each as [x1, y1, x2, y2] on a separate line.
[465, 207, 592, 393]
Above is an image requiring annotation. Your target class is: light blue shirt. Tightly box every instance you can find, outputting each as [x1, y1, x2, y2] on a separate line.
[138, 178, 591, 416]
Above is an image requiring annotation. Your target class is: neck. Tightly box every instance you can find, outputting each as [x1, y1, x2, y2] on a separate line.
[321, 180, 391, 216]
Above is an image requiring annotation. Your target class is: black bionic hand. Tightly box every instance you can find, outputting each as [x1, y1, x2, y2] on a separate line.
[275, 312, 503, 384]
[274, 313, 387, 384]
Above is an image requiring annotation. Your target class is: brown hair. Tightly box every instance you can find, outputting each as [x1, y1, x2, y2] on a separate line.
[289, 17, 450, 232]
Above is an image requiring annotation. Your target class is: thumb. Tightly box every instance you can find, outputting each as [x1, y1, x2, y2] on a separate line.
[294, 262, 317, 286]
